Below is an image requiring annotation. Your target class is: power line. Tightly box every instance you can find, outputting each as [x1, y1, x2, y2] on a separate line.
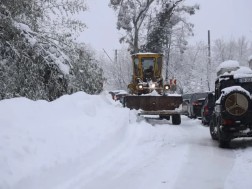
[103, 49, 114, 64]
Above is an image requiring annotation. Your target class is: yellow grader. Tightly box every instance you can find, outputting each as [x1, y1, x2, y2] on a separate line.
[124, 53, 182, 125]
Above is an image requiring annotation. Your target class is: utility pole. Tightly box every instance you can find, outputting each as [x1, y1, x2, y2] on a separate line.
[115, 49, 123, 88]
[115, 49, 118, 64]
[207, 30, 211, 91]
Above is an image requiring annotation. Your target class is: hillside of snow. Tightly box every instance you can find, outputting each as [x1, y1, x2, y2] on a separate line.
[1, 92, 252, 189]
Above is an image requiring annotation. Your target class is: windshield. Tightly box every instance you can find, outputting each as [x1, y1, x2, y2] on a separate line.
[142, 58, 155, 71]
[133, 58, 139, 76]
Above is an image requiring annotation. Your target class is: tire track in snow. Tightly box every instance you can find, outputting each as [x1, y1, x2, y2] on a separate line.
[174, 118, 235, 189]
[11, 112, 133, 189]
[80, 118, 191, 189]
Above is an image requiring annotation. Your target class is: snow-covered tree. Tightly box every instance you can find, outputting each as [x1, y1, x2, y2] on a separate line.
[98, 47, 131, 90]
[142, 1, 199, 85]
[143, 0, 198, 52]
[0, 1, 104, 101]
[237, 36, 250, 66]
[109, 0, 155, 53]
[69, 44, 104, 94]
[1, 0, 86, 34]
[0, 5, 72, 100]
[213, 37, 252, 67]
[176, 42, 209, 93]
[249, 54, 252, 69]
[179, 37, 252, 94]
[110, 0, 198, 54]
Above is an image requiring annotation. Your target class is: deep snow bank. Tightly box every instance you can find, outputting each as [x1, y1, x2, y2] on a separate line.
[0, 92, 156, 189]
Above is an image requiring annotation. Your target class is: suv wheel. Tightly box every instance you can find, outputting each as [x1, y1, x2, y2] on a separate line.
[209, 119, 218, 140]
[217, 124, 230, 148]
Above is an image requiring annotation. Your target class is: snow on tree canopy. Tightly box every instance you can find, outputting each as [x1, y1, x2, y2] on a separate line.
[14, 22, 71, 75]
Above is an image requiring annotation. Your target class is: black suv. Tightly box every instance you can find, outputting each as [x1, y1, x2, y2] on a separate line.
[210, 65, 252, 147]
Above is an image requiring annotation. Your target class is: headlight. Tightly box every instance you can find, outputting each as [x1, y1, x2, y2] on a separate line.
[138, 84, 143, 89]
[150, 83, 155, 88]
[164, 85, 170, 90]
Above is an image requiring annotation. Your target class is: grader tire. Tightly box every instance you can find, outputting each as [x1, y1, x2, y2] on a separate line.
[172, 114, 181, 125]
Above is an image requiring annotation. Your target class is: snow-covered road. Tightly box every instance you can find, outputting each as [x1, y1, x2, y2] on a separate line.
[1, 92, 252, 189]
[75, 118, 236, 189]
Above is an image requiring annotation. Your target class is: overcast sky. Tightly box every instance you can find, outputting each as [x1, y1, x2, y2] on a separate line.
[78, 0, 252, 54]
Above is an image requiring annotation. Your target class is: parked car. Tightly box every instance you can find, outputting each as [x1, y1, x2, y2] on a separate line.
[201, 93, 215, 125]
[187, 92, 210, 119]
[191, 97, 206, 119]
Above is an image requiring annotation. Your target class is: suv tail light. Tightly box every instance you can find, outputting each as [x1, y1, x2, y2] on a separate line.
[222, 119, 235, 126]
[204, 106, 209, 115]
[192, 102, 199, 106]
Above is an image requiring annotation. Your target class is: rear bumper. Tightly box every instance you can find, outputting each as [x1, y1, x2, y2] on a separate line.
[193, 106, 202, 117]
[220, 124, 252, 139]
[138, 110, 181, 116]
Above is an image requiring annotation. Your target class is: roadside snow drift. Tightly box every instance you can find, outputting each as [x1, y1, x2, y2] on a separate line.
[0, 93, 114, 187]
[0, 92, 161, 189]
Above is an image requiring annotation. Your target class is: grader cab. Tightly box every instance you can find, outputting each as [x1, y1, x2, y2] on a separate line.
[124, 53, 182, 125]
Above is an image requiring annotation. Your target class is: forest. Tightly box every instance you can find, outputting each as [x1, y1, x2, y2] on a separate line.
[0, 0, 252, 101]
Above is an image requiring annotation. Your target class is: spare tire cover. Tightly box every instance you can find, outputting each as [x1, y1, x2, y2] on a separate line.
[222, 91, 249, 117]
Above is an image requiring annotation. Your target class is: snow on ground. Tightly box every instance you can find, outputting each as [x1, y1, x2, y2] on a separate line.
[1, 92, 252, 189]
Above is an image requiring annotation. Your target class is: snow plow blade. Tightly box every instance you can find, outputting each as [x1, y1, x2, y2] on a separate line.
[124, 95, 182, 111]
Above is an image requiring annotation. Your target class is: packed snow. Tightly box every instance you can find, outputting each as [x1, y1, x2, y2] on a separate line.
[1, 92, 252, 189]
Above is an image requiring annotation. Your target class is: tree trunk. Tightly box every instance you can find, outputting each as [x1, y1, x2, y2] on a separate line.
[133, 23, 139, 53]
